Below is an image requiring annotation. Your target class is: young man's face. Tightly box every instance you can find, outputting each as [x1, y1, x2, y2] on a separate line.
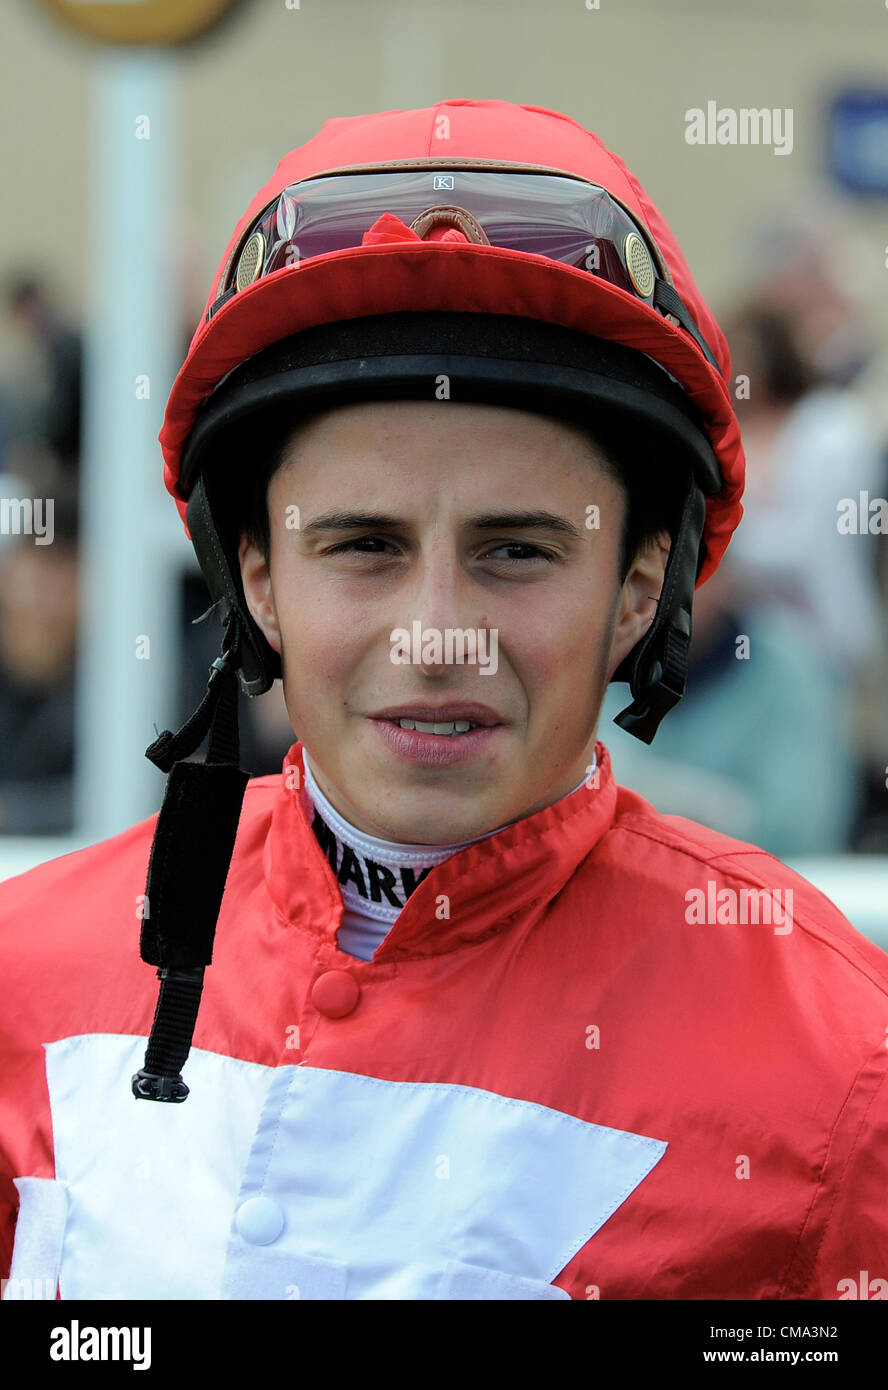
[240, 399, 668, 843]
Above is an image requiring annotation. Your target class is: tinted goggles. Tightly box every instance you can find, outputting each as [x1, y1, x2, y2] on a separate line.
[209, 164, 719, 371]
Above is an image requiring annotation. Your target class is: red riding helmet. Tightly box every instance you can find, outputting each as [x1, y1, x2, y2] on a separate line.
[132, 100, 745, 1104]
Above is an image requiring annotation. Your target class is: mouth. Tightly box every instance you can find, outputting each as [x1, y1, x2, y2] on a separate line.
[367, 706, 505, 764]
[369, 704, 503, 735]
[380, 717, 482, 739]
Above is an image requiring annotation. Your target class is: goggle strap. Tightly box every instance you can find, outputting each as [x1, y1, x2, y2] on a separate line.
[206, 285, 237, 323]
[652, 279, 721, 375]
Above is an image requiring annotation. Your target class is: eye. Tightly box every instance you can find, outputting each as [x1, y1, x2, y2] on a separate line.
[325, 537, 558, 564]
[484, 543, 557, 564]
[326, 536, 399, 556]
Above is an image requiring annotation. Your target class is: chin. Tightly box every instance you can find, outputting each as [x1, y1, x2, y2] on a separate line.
[387, 800, 507, 846]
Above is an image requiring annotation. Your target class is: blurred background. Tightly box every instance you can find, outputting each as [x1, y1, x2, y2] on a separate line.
[0, 0, 886, 942]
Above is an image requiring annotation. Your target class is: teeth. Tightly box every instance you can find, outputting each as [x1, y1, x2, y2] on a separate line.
[397, 718, 477, 735]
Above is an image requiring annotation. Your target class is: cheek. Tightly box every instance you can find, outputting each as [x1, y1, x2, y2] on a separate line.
[278, 613, 341, 691]
[506, 573, 615, 685]
[272, 572, 370, 693]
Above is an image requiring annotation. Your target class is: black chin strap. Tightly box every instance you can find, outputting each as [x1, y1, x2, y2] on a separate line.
[131, 611, 250, 1102]
[612, 473, 706, 745]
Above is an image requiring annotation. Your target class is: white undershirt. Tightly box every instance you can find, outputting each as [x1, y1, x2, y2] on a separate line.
[300, 749, 597, 961]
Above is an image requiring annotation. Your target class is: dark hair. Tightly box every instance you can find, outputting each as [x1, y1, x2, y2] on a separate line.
[577, 413, 682, 580]
[238, 406, 681, 583]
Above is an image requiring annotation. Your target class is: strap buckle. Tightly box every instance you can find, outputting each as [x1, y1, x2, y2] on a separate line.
[131, 1069, 190, 1102]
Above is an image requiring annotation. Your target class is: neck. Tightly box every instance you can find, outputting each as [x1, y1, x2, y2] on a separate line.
[299, 750, 597, 961]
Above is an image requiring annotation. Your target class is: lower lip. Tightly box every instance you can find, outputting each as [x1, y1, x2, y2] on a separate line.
[369, 718, 503, 766]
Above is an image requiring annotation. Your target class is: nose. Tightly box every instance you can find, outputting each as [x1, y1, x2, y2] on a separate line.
[401, 529, 485, 673]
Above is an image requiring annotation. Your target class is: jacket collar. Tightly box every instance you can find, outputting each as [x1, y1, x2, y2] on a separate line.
[264, 740, 617, 962]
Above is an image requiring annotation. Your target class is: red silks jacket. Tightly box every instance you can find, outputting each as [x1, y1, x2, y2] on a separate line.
[1, 741, 886, 1301]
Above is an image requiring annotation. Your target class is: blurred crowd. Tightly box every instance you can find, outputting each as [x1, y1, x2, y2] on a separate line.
[0, 274, 293, 835]
[1, 198, 887, 854]
[602, 203, 888, 857]
[0, 278, 82, 834]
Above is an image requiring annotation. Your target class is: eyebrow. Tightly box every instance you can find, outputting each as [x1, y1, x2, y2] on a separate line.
[300, 509, 584, 539]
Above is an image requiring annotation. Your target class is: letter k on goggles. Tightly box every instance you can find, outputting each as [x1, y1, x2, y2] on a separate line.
[208, 163, 720, 373]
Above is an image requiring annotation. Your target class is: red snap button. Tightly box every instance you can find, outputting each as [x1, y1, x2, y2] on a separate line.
[311, 970, 361, 1018]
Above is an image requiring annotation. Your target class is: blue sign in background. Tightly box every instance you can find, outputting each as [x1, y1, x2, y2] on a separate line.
[828, 90, 888, 195]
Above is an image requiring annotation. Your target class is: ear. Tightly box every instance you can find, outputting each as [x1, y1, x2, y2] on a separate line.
[606, 530, 671, 679]
[238, 533, 282, 656]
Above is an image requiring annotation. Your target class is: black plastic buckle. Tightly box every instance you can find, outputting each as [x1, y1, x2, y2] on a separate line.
[131, 1069, 190, 1102]
[206, 641, 237, 692]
